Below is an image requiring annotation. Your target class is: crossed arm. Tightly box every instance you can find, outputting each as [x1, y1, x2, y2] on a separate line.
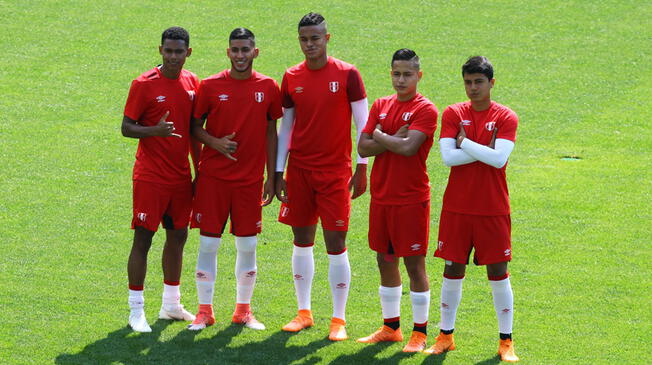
[440, 122, 514, 168]
[358, 124, 427, 158]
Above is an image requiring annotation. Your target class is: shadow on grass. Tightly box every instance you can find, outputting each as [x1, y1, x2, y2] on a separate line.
[329, 341, 449, 365]
[473, 354, 501, 365]
[55, 319, 333, 364]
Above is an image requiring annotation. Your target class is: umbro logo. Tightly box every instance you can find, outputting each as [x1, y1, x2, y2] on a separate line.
[218, 94, 229, 101]
[295, 87, 304, 93]
[336, 283, 347, 289]
[411, 243, 421, 251]
[256, 221, 262, 228]
[441, 303, 449, 308]
[335, 219, 345, 227]
[247, 271, 257, 277]
[294, 274, 303, 280]
[504, 249, 511, 256]
[156, 95, 166, 103]
[502, 308, 511, 313]
[379, 113, 387, 120]
[461, 120, 472, 126]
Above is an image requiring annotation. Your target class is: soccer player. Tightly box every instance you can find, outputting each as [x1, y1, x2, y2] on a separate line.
[121, 27, 199, 333]
[426, 56, 519, 362]
[186, 28, 282, 331]
[275, 12, 369, 341]
[356, 49, 438, 352]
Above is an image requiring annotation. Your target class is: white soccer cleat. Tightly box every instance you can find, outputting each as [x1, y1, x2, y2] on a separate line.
[233, 311, 266, 330]
[129, 312, 152, 333]
[159, 304, 196, 321]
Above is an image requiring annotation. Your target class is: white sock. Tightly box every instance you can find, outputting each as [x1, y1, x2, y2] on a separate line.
[162, 283, 181, 309]
[292, 245, 314, 311]
[379, 285, 402, 319]
[129, 289, 144, 315]
[235, 236, 257, 304]
[490, 277, 514, 334]
[328, 250, 351, 321]
[440, 277, 464, 331]
[196, 235, 221, 305]
[410, 290, 430, 325]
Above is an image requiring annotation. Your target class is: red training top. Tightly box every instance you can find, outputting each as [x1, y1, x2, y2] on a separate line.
[281, 56, 366, 171]
[363, 93, 438, 205]
[194, 70, 283, 185]
[440, 101, 518, 215]
[124, 67, 199, 185]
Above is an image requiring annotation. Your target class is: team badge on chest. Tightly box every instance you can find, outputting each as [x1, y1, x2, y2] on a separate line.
[402, 112, 413, 122]
[254, 92, 264, 103]
[485, 121, 496, 131]
[329, 81, 339, 93]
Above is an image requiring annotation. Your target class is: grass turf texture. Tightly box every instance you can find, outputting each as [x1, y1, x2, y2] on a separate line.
[2, 0, 650, 363]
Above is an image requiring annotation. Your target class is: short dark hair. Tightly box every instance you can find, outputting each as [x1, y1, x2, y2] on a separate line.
[392, 48, 420, 69]
[298, 12, 326, 30]
[161, 26, 190, 47]
[229, 27, 255, 45]
[462, 56, 493, 80]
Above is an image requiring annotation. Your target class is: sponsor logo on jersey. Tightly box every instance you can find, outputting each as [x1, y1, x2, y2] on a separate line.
[137, 212, 147, 222]
[187, 90, 195, 101]
[281, 206, 289, 217]
[411, 243, 421, 251]
[254, 92, 264, 103]
[218, 94, 229, 101]
[485, 121, 496, 131]
[329, 81, 339, 93]
[295, 87, 303, 93]
[504, 248, 511, 256]
[379, 113, 387, 120]
[336, 283, 347, 289]
[156, 95, 166, 103]
[335, 219, 345, 227]
[461, 120, 472, 126]
[195, 213, 202, 223]
[402, 112, 413, 122]
[438, 240, 444, 251]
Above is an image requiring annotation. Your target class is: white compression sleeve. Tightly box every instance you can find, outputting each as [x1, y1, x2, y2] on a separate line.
[460, 138, 515, 168]
[276, 107, 295, 172]
[350, 98, 369, 165]
[439, 138, 477, 166]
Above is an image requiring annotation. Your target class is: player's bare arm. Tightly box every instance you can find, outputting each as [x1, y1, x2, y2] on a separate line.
[190, 116, 237, 161]
[372, 125, 426, 157]
[121, 111, 181, 139]
[358, 132, 386, 157]
[262, 119, 278, 206]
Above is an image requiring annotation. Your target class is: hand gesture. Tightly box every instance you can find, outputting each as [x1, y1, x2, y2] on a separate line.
[456, 122, 467, 148]
[262, 178, 275, 206]
[275, 172, 288, 203]
[489, 127, 498, 149]
[349, 164, 367, 199]
[155, 111, 181, 138]
[212, 132, 238, 161]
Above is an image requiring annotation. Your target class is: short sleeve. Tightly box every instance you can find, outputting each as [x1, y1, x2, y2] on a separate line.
[193, 80, 210, 120]
[362, 99, 380, 135]
[346, 67, 366, 102]
[497, 109, 518, 142]
[408, 104, 438, 137]
[439, 107, 461, 139]
[267, 80, 284, 121]
[281, 73, 294, 108]
[124, 80, 147, 121]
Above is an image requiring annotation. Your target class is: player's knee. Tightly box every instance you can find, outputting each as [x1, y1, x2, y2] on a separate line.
[199, 235, 221, 253]
[166, 228, 188, 244]
[235, 236, 257, 253]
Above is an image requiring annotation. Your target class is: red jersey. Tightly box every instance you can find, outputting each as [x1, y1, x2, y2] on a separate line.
[363, 93, 438, 205]
[281, 56, 366, 171]
[440, 101, 518, 215]
[194, 70, 283, 185]
[124, 67, 198, 185]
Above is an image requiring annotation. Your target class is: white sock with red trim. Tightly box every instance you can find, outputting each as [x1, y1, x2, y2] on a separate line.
[235, 236, 257, 305]
[440, 277, 464, 331]
[196, 235, 221, 305]
[129, 289, 145, 316]
[292, 244, 314, 311]
[328, 250, 350, 321]
[490, 276, 514, 334]
[162, 282, 181, 310]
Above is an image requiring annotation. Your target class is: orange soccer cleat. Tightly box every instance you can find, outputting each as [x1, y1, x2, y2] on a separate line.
[498, 339, 519, 362]
[402, 331, 428, 352]
[424, 332, 456, 355]
[328, 317, 348, 341]
[356, 325, 403, 343]
[282, 309, 314, 332]
[187, 304, 215, 331]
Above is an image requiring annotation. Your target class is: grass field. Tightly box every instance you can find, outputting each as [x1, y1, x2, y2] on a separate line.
[2, 0, 651, 364]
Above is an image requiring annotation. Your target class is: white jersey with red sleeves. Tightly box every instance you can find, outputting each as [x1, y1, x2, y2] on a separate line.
[124, 67, 199, 185]
[281, 56, 366, 171]
[440, 101, 518, 215]
[362, 93, 438, 205]
[194, 70, 283, 185]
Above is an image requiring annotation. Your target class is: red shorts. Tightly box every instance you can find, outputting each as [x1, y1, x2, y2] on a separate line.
[435, 210, 512, 265]
[132, 180, 192, 232]
[191, 175, 263, 236]
[368, 200, 430, 257]
[278, 164, 351, 231]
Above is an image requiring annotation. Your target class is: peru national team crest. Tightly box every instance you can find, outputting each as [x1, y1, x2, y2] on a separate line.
[402, 112, 413, 122]
[485, 121, 496, 131]
[329, 81, 339, 93]
[254, 92, 264, 103]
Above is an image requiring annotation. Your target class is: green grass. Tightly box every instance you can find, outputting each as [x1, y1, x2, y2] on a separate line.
[2, 0, 651, 364]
